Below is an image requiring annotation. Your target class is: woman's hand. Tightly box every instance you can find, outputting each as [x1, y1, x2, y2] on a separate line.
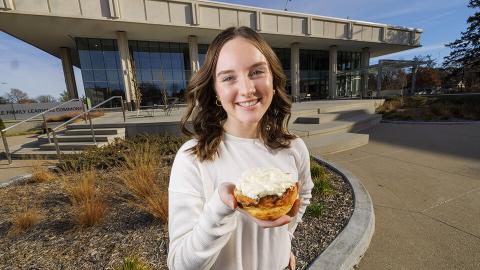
[237, 199, 300, 228]
[219, 182, 238, 210]
[288, 251, 296, 270]
[218, 182, 301, 228]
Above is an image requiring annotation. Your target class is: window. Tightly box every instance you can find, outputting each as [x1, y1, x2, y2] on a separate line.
[76, 38, 124, 107]
[299, 49, 329, 99]
[272, 48, 291, 95]
[129, 40, 191, 105]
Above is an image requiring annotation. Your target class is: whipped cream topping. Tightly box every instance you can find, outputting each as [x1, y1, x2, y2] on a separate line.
[237, 167, 296, 199]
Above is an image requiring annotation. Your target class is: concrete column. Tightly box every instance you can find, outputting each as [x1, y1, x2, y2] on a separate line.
[361, 47, 370, 98]
[60, 47, 78, 99]
[329, 45, 338, 99]
[0, 0, 14, 10]
[188, 35, 200, 74]
[290, 43, 300, 101]
[411, 64, 417, 95]
[116, 31, 134, 109]
[376, 64, 382, 98]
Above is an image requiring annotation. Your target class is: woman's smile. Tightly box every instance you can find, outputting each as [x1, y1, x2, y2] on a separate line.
[236, 98, 261, 109]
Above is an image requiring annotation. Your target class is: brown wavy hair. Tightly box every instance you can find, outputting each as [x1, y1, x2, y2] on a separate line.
[180, 26, 296, 161]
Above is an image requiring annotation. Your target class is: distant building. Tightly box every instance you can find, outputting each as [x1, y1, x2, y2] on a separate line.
[0, 0, 422, 107]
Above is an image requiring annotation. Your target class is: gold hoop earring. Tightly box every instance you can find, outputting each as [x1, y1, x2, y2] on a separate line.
[273, 89, 276, 95]
[215, 97, 222, 107]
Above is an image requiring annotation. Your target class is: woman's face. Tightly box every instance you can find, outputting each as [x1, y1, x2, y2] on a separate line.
[214, 37, 274, 127]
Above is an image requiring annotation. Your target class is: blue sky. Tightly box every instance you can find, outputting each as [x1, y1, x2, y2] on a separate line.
[0, 0, 472, 99]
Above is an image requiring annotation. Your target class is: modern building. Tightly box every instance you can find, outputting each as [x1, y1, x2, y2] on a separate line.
[0, 0, 422, 107]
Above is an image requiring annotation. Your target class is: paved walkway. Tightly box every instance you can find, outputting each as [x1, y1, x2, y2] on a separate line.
[77, 100, 381, 126]
[0, 134, 55, 185]
[321, 122, 480, 270]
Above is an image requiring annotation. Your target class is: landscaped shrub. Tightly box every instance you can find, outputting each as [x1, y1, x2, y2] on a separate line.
[310, 161, 332, 196]
[66, 170, 106, 227]
[118, 141, 169, 223]
[9, 208, 43, 235]
[305, 202, 324, 218]
[310, 160, 327, 180]
[58, 134, 189, 172]
[30, 161, 55, 183]
[46, 110, 105, 123]
[460, 103, 480, 120]
[376, 98, 402, 114]
[377, 95, 480, 121]
[429, 102, 452, 119]
[115, 256, 151, 270]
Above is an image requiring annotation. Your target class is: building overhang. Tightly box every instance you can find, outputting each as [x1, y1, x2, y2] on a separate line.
[0, 0, 422, 67]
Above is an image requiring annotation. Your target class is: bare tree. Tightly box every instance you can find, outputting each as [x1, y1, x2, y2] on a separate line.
[130, 55, 142, 110]
[36, 95, 57, 103]
[6, 88, 29, 103]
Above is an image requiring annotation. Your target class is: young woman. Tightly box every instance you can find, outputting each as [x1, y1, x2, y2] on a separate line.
[168, 26, 314, 270]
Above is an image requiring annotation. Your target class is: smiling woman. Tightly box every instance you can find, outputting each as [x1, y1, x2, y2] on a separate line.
[169, 26, 314, 270]
[180, 26, 296, 162]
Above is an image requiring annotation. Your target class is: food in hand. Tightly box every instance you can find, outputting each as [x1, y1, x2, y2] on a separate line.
[234, 168, 298, 221]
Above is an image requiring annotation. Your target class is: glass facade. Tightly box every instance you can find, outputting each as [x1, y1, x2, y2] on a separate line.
[272, 48, 291, 95]
[337, 51, 362, 98]
[76, 38, 124, 107]
[299, 49, 329, 99]
[198, 44, 209, 67]
[76, 37, 365, 104]
[129, 41, 190, 105]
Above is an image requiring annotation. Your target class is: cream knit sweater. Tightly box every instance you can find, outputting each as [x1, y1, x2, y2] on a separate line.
[167, 133, 314, 270]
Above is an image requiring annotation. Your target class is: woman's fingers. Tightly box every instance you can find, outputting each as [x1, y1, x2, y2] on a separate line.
[288, 251, 296, 270]
[219, 182, 238, 210]
[237, 208, 292, 228]
[256, 215, 292, 228]
[287, 199, 301, 217]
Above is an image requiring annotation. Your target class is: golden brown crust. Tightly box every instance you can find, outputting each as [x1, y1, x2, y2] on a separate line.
[234, 184, 298, 220]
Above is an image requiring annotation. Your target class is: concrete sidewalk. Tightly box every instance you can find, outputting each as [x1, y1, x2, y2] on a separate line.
[0, 134, 56, 185]
[320, 122, 480, 269]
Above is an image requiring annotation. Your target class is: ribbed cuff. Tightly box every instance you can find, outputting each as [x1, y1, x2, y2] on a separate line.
[202, 187, 236, 226]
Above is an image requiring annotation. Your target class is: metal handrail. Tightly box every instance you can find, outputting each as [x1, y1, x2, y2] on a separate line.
[50, 96, 126, 159]
[1, 98, 81, 164]
[51, 96, 125, 132]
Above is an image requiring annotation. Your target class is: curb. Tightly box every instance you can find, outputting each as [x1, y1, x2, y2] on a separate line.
[0, 173, 32, 188]
[381, 120, 480, 125]
[308, 155, 375, 270]
[0, 166, 58, 188]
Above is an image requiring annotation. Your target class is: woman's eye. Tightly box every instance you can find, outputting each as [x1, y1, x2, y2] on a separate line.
[222, 76, 234, 82]
[251, 70, 264, 76]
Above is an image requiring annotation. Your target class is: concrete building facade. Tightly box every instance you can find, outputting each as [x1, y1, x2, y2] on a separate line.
[0, 0, 422, 106]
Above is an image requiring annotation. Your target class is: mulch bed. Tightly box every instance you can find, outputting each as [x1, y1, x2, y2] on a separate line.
[0, 165, 353, 270]
[292, 165, 354, 269]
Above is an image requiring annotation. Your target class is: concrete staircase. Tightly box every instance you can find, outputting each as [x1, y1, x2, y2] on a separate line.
[8, 126, 125, 159]
[289, 100, 383, 155]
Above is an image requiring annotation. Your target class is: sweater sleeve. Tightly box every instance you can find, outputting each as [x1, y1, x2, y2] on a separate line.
[167, 140, 237, 270]
[288, 138, 314, 238]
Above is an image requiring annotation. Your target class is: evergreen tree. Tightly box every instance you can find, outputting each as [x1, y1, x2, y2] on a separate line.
[443, 0, 480, 70]
[59, 90, 70, 102]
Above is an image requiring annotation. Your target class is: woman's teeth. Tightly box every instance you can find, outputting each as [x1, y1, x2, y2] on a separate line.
[238, 99, 259, 107]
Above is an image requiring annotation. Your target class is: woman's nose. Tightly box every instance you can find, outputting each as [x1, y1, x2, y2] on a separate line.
[238, 75, 256, 96]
